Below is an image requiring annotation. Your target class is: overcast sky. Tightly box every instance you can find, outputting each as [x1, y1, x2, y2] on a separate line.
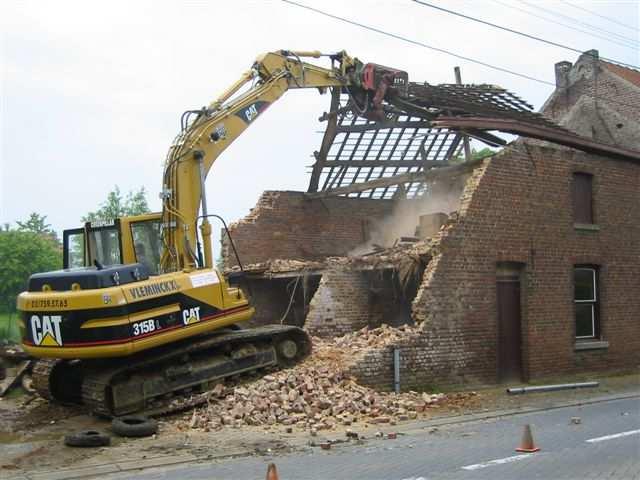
[1, 0, 638, 244]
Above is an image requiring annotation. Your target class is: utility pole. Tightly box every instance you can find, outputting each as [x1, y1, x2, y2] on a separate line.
[454, 66, 472, 163]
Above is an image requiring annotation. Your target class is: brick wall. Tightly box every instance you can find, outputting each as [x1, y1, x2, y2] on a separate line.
[305, 266, 372, 338]
[223, 191, 394, 267]
[347, 145, 640, 390]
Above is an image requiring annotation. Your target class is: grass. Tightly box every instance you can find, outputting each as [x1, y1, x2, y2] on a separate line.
[0, 311, 21, 344]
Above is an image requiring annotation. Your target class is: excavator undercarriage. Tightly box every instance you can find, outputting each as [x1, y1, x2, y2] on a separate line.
[33, 325, 310, 417]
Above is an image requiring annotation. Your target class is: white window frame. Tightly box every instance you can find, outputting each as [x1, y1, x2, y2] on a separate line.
[575, 267, 597, 339]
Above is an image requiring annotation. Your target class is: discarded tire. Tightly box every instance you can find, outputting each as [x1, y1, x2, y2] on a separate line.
[111, 415, 158, 437]
[64, 430, 111, 447]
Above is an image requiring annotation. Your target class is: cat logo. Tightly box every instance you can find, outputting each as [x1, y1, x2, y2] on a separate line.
[31, 315, 63, 346]
[182, 307, 201, 326]
[234, 101, 269, 124]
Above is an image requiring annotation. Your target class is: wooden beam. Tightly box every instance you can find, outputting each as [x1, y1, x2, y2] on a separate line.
[308, 88, 340, 193]
[433, 117, 640, 163]
[320, 160, 449, 168]
[305, 159, 483, 199]
[336, 120, 432, 133]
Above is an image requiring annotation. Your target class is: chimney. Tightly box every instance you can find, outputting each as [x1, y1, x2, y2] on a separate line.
[554, 61, 572, 89]
[583, 49, 599, 65]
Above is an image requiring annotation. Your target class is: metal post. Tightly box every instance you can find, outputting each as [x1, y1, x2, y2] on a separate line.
[393, 347, 401, 394]
[454, 66, 472, 163]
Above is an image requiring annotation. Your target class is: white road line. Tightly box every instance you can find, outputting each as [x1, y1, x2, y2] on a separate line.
[586, 429, 640, 443]
[461, 454, 532, 471]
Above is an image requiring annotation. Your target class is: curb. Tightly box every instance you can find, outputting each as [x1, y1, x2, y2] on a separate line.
[406, 390, 640, 433]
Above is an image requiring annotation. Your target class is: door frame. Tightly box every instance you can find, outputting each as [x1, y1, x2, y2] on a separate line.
[496, 262, 526, 383]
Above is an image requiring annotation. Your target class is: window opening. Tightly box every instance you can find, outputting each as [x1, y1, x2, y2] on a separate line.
[131, 219, 163, 275]
[572, 172, 594, 224]
[63, 229, 86, 269]
[87, 224, 122, 266]
[574, 266, 599, 339]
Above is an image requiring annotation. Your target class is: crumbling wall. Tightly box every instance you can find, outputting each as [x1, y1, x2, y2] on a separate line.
[305, 265, 417, 339]
[305, 266, 372, 338]
[345, 165, 487, 390]
[346, 145, 640, 390]
[223, 191, 395, 267]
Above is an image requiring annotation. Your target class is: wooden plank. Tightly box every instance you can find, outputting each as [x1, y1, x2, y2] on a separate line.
[433, 117, 640, 163]
[336, 120, 431, 133]
[321, 160, 447, 168]
[0, 360, 31, 397]
[308, 88, 340, 193]
[306, 159, 482, 199]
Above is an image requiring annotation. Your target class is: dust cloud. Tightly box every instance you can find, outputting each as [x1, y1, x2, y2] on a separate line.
[351, 176, 467, 255]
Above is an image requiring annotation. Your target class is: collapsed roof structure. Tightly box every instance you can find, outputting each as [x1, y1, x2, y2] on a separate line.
[307, 78, 640, 200]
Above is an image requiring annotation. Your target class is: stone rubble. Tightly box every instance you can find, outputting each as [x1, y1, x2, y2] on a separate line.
[177, 325, 476, 433]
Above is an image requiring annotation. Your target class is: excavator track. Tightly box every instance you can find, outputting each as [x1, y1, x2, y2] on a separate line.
[35, 325, 310, 417]
[32, 358, 59, 401]
[32, 358, 84, 405]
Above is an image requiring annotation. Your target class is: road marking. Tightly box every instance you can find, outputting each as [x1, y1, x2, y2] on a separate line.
[461, 454, 532, 471]
[586, 429, 640, 443]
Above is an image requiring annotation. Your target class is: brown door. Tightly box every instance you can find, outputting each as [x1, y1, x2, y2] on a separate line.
[497, 277, 523, 382]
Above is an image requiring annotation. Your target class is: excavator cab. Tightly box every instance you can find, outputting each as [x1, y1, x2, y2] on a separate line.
[62, 213, 163, 275]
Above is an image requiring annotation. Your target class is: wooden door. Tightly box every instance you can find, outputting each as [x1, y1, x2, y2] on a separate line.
[497, 277, 523, 382]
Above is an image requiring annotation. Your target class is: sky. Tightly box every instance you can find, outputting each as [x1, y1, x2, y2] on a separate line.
[1, 0, 638, 247]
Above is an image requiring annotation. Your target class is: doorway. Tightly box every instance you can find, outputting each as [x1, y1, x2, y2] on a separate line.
[496, 264, 524, 382]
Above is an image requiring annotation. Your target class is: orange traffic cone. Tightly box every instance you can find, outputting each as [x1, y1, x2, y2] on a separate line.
[515, 424, 540, 453]
[266, 463, 279, 480]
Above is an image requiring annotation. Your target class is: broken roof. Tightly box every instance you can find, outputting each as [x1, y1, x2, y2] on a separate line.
[307, 78, 640, 200]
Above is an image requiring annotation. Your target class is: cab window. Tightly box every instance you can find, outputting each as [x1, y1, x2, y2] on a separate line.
[88, 225, 122, 266]
[63, 228, 86, 268]
[131, 219, 162, 275]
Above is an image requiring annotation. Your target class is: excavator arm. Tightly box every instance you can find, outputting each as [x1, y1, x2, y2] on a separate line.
[161, 50, 407, 272]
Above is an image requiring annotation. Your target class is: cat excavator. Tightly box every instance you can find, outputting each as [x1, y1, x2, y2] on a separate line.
[16, 50, 408, 416]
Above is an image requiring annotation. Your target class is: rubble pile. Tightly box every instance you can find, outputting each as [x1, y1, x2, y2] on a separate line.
[228, 258, 325, 275]
[184, 365, 445, 432]
[332, 324, 417, 351]
[181, 325, 454, 433]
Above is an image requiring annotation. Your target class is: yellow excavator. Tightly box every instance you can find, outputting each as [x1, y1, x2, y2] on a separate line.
[16, 50, 408, 416]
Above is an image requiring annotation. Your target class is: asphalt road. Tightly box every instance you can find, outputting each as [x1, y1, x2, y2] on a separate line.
[105, 395, 640, 480]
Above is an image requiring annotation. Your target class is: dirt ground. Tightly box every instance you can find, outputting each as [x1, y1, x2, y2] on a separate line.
[1, 370, 637, 476]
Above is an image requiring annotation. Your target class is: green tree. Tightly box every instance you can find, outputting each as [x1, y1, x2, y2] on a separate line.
[83, 186, 150, 222]
[17, 212, 53, 234]
[16, 212, 59, 244]
[0, 229, 61, 312]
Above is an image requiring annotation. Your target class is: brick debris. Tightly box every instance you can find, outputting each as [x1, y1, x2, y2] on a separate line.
[178, 325, 477, 432]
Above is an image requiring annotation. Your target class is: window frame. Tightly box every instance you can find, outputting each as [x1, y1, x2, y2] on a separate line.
[85, 219, 123, 267]
[129, 218, 163, 275]
[572, 172, 594, 225]
[574, 265, 600, 339]
[63, 228, 86, 269]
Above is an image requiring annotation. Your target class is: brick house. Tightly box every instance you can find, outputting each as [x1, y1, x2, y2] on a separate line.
[224, 51, 639, 389]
